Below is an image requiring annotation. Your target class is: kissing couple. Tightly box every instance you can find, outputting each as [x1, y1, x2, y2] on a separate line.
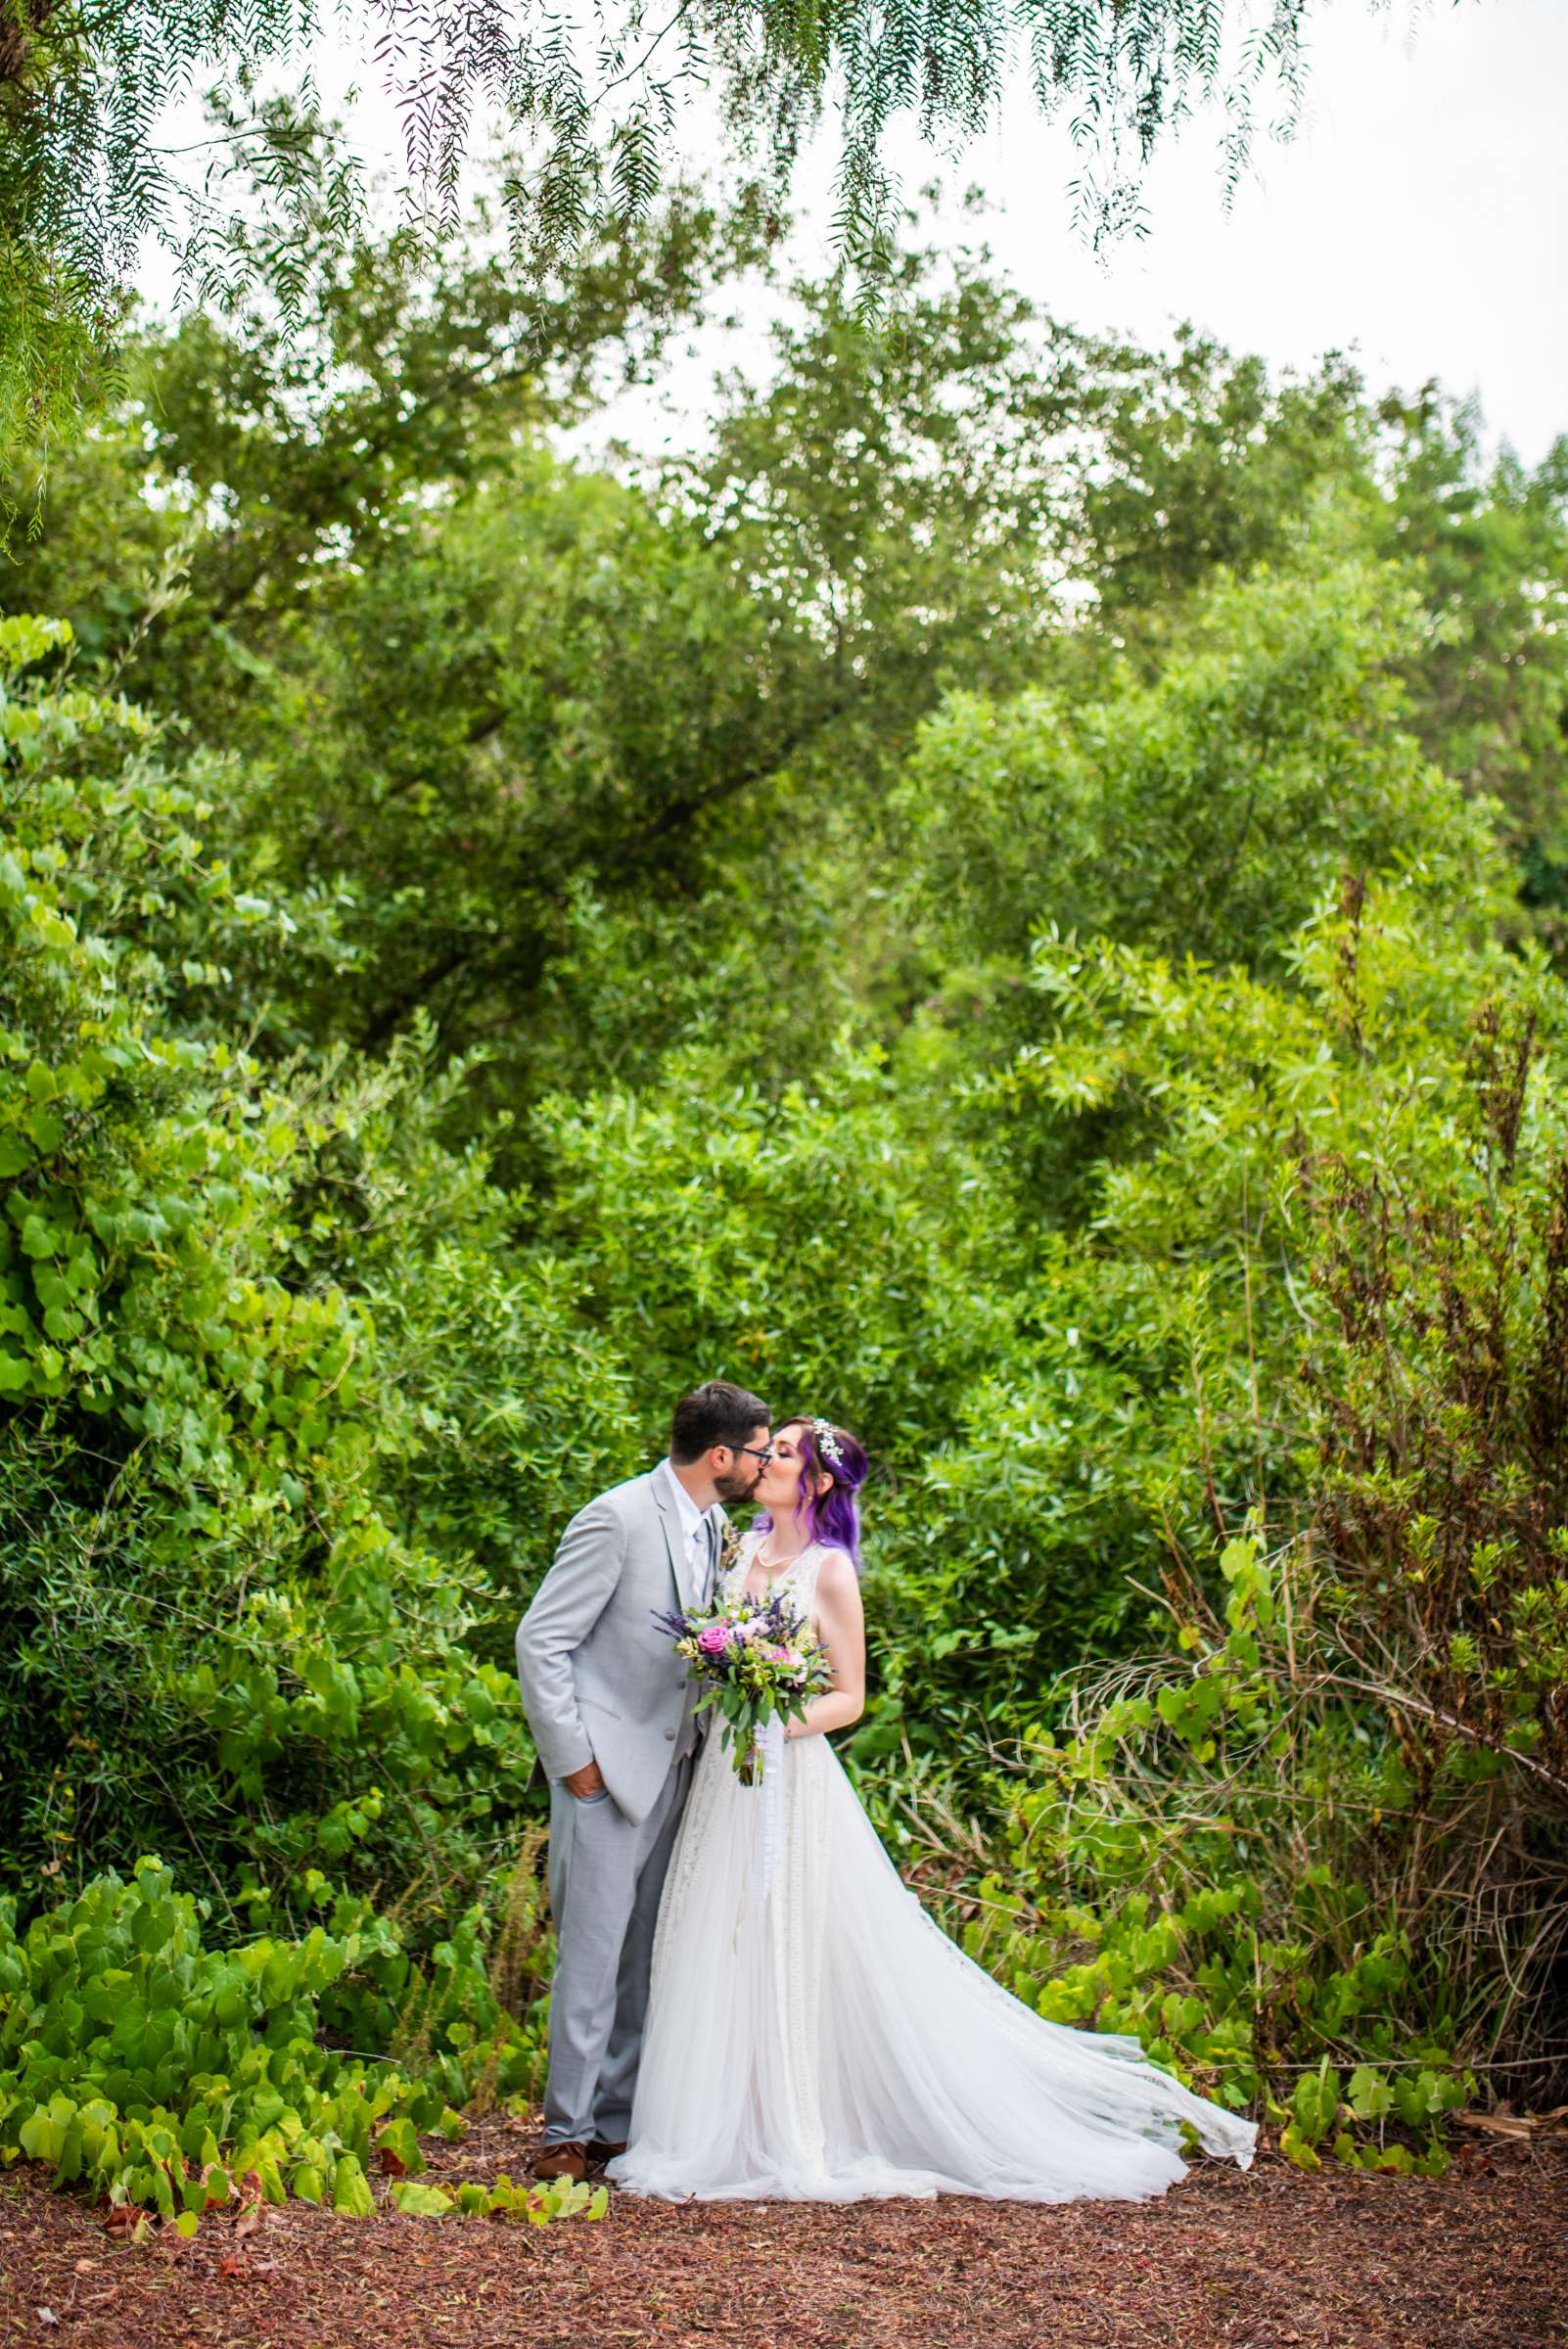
[515, 1378, 1256, 2202]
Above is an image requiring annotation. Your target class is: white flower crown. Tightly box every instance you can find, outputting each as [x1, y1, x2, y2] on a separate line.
[811, 1416, 847, 1468]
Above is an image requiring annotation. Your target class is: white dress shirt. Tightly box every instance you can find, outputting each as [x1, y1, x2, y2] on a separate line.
[655, 1456, 714, 1598]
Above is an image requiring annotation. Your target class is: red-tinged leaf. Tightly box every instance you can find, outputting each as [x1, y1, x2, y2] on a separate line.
[376, 2147, 408, 2175]
[219, 2253, 247, 2280]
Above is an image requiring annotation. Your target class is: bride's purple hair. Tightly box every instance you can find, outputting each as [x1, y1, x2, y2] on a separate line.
[755, 1414, 868, 1570]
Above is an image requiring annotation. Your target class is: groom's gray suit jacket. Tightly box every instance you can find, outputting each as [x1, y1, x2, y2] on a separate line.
[516, 1470, 721, 1827]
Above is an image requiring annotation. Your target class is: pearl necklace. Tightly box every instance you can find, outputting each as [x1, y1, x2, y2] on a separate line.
[750, 1530, 809, 1583]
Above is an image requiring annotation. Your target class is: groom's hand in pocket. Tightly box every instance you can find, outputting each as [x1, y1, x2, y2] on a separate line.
[565, 1759, 606, 1800]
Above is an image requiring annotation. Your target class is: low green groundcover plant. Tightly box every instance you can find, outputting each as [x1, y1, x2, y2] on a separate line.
[0, 1858, 600, 2231]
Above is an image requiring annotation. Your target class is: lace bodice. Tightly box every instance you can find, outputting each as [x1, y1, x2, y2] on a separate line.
[727, 1529, 825, 1629]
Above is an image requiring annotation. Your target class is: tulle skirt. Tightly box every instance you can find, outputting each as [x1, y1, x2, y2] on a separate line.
[609, 1725, 1258, 2203]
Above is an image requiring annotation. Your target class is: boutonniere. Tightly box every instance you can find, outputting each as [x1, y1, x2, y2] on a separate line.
[718, 1522, 743, 1579]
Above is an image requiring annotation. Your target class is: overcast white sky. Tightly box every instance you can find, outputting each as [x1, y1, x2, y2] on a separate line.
[960, 0, 1566, 468]
[145, 0, 1567, 470]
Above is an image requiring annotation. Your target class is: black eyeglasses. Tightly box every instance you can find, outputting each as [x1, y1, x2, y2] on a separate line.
[727, 1442, 773, 1463]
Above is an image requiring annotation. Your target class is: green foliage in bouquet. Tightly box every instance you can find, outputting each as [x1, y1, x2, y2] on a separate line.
[662, 1583, 835, 1781]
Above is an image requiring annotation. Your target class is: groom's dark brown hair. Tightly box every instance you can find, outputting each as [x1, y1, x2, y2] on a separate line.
[669, 1379, 771, 1462]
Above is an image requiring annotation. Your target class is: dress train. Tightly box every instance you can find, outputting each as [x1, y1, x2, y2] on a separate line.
[610, 1538, 1257, 2202]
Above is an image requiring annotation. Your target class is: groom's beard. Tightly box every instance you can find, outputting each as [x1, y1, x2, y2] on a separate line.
[713, 1464, 763, 1505]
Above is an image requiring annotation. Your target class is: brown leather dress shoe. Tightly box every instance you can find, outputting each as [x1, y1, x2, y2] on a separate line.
[586, 2138, 627, 2172]
[533, 2141, 588, 2184]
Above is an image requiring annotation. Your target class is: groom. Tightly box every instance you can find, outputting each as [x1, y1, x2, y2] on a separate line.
[515, 1378, 772, 2184]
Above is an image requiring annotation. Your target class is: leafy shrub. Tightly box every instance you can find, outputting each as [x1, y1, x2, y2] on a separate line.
[897, 884, 1568, 2152]
[0, 617, 588, 1931]
[927, 1532, 1475, 2176]
[0, 1857, 590, 2228]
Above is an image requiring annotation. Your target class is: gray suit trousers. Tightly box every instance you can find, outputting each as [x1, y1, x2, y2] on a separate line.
[542, 1752, 692, 2144]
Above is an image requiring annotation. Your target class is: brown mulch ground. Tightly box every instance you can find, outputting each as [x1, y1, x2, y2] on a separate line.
[1, 2117, 1563, 2349]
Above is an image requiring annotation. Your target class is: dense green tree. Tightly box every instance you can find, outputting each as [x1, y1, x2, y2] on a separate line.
[1058, 333, 1568, 900]
[14, 208, 1564, 1102]
[1, 237, 1091, 1142]
[1371, 401, 1568, 911]
[18, 219, 1562, 1160]
[938, 877, 1568, 2121]
[895, 554, 1495, 989]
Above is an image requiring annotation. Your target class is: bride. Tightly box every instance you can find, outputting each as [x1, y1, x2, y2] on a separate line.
[609, 1415, 1258, 2203]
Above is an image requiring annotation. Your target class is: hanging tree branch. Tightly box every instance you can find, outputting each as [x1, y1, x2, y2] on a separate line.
[0, 0, 1475, 458]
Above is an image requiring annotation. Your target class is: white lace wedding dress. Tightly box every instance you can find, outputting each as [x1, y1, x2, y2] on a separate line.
[609, 1533, 1257, 2203]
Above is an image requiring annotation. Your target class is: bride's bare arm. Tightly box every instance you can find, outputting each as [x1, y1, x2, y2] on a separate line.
[784, 1549, 865, 1738]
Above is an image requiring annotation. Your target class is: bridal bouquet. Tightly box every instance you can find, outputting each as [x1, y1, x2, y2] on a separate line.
[654, 1585, 834, 1785]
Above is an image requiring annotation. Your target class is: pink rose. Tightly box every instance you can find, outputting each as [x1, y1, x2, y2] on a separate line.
[697, 1625, 733, 1656]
